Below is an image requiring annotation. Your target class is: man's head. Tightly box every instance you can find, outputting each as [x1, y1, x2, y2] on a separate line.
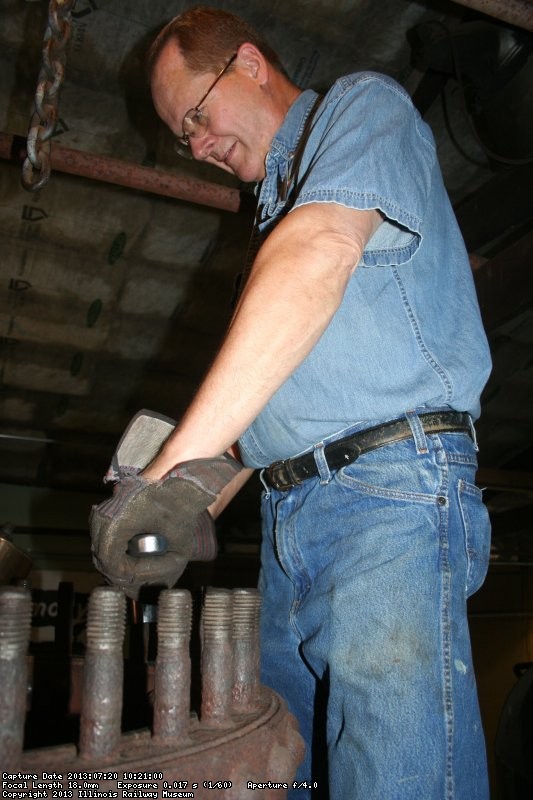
[147, 7, 300, 183]
[146, 7, 285, 80]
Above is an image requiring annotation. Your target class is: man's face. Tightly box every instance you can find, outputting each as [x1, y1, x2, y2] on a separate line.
[151, 43, 279, 183]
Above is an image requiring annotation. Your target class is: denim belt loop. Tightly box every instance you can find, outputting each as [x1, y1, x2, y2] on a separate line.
[468, 414, 479, 452]
[259, 468, 272, 497]
[313, 442, 332, 484]
[405, 410, 428, 454]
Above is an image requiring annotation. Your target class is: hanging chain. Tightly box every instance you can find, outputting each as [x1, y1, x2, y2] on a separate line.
[22, 0, 75, 192]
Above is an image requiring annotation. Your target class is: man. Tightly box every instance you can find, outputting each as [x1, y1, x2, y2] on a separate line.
[94, 7, 492, 798]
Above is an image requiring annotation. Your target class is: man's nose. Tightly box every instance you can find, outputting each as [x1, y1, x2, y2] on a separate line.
[190, 133, 215, 161]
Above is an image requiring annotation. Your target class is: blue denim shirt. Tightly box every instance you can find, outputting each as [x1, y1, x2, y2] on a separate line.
[238, 73, 491, 468]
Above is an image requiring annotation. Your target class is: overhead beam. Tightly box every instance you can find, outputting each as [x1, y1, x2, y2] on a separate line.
[449, 0, 533, 32]
[0, 132, 242, 213]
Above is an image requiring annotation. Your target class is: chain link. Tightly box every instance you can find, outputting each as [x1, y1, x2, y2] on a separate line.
[22, 0, 75, 192]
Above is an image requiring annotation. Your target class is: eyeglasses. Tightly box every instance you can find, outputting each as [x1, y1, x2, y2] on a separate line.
[174, 53, 238, 159]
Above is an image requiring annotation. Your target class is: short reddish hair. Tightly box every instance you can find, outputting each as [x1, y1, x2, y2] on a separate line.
[146, 6, 285, 80]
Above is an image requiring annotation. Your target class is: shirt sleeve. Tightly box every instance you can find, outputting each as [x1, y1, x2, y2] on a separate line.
[292, 73, 437, 267]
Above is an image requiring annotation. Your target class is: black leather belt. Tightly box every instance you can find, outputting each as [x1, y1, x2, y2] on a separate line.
[264, 411, 472, 491]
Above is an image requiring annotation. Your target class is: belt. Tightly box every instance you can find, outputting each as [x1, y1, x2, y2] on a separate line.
[264, 411, 472, 491]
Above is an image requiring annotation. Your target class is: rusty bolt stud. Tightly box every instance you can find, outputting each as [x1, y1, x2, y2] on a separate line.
[200, 588, 234, 726]
[79, 586, 126, 760]
[232, 588, 262, 712]
[153, 589, 192, 742]
[0, 587, 32, 771]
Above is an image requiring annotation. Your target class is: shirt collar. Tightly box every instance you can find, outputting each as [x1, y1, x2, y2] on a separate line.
[267, 89, 320, 167]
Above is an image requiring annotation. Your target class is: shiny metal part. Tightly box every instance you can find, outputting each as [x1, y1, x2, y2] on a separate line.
[0, 586, 32, 771]
[78, 586, 126, 760]
[127, 533, 168, 556]
[22, 0, 75, 191]
[153, 589, 192, 742]
[232, 588, 262, 711]
[201, 588, 234, 726]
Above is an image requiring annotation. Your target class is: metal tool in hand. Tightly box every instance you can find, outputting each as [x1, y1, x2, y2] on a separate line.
[127, 533, 168, 556]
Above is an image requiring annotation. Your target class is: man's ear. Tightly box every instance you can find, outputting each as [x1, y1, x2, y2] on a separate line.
[236, 42, 269, 84]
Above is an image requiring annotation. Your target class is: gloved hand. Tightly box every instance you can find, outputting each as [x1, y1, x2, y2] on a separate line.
[90, 455, 242, 599]
[89, 409, 242, 599]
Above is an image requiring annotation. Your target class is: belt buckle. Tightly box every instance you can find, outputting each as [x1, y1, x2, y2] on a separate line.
[268, 459, 299, 491]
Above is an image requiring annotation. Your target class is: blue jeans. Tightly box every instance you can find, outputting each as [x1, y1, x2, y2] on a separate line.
[258, 417, 491, 800]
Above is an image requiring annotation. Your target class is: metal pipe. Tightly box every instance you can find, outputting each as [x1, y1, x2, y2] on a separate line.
[0, 587, 32, 771]
[153, 589, 192, 742]
[232, 588, 262, 712]
[0, 132, 241, 213]
[201, 588, 234, 727]
[449, 0, 533, 32]
[79, 586, 126, 760]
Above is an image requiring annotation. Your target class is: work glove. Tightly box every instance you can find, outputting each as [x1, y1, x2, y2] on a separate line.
[89, 410, 242, 599]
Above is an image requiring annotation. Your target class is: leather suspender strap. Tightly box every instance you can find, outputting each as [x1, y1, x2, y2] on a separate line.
[232, 93, 324, 306]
